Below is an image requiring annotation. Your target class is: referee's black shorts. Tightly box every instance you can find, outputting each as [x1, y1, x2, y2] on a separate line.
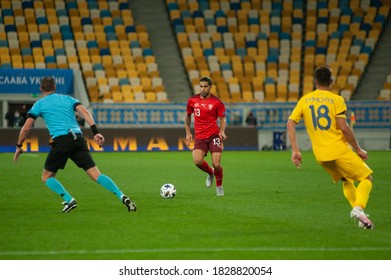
[45, 133, 96, 173]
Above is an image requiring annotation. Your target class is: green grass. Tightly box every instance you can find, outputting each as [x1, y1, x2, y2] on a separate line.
[0, 151, 390, 260]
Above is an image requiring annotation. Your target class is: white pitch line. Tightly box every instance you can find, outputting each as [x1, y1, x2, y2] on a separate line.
[22, 153, 39, 158]
[1, 246, 390, 256]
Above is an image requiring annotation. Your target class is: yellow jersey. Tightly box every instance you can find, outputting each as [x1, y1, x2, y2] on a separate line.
[289, 89, 352, 161]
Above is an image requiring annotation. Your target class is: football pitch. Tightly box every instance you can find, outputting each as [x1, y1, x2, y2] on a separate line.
[0, 150, 390, 260]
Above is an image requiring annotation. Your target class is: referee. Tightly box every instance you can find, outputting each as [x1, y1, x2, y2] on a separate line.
[14, 77, 136, 213]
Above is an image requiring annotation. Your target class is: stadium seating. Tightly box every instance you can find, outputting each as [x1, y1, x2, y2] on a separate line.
[378, 70, 391, 100]
[166, 0, 390, 102]
[1, 0, 390, 104]
[0, 0, 168, 103]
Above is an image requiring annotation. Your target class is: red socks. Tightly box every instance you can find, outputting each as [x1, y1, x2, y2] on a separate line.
[214, 167, 223, 187]
[197, 161, 223, 187]
[198, 160, 213, 175]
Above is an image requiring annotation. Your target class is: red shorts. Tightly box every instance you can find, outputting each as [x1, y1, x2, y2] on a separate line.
[194, 134, 223, 154]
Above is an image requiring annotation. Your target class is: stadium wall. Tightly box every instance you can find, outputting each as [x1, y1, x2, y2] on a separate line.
[0, 127, 258, 153]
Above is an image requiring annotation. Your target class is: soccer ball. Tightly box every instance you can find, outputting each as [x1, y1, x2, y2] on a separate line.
[160, 183, 176, 199]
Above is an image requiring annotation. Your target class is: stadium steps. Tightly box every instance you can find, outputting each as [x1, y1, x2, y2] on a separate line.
[355, 16, 391, 100]
[127, 0, 193, 103]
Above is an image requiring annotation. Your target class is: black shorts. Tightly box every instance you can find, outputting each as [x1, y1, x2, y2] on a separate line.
[45, 133, 96, 173]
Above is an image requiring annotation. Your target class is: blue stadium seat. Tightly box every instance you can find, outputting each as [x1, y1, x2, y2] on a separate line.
[340, 7, 353, 16]
[338, 24, 349, 33]
[246, 40, 257, 48]
[267, 55, 278, 63]
[167, 3, 179, 12]
[2, 9, 13, 16]
[353, 39, 364, 47]
[248, 18, 259, 25]
[106, 33, 117, 41]
[21, 48, 32, 56]
[361, 23, 372, 33]
[87, 41, 99, 49]
[100, 10, 111, 18]
[317, 17, 328, 24]
[370, 0, 383, 8]
[40, 33, 51, 40]
[119, 2, 129, 10]
[62, 32, 74, 41]
[172, 18, 183, 27]
[203, 48, 214, 57]
[265, 77, 275, 84]
[213, 41, 224, 48]
[257, 33, 268, 40]
[60, 25, 72, 34]
[129, 41, 140, 48]
[361, 46, 372, 55]
[100, 48, 110, 56]
[22, 1, 33, 9]
[112, 17, 124, 26]
[330, 31, 341, 39]
[45, 56, 56, 64]
[81, 17, 93, 25]
[215, 10, 225, 18]
[119, 78, 130, 86]
[280, 32, 291, 40]
[236, 48, 247, 58]
[305, 40, 316, 47]
[36, 17, 48, 25]
[54, 48, 66, 56]
[1, 63, 12, 69]
[181, 10, 192, 19]
[125, 25, 136, 33]
[174, 25, 185, 33]
[0, 40, 8, 47]
[316, 47, 327, 54]
[104, 26, 115, 33]
[352, 15, 362, 23]
[143, 48, 153, 56]
[221, 63, 232, 71]
[56, 9, 68, 17]
[317, 1, 328, 9]
[93, 63, 104, 71]
[205, 18, 215, 25]
[375, 15, 386, 25]
[230, 2, 240, 11]
[193, 10, 203, 18]
[5, 25, 16, 32]
[217, 26, 228, 33]
[66, 1, 77, 10]
[270, 25, 281, 33]
[88, 2, 99, 9]
[30, 40, 42, 48]
[293, 0, 303, 9]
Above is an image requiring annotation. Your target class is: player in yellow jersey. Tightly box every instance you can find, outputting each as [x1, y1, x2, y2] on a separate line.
[286, 66, 374, 229]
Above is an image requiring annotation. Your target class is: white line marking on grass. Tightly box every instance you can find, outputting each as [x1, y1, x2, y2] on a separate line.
[23, 153, 39, 158]
[1, 247, 391, 256]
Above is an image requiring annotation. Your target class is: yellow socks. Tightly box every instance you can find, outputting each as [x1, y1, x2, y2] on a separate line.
[355, 179, 373, 209]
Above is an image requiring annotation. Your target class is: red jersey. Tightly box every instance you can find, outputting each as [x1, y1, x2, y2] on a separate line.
[186, 94, 226, 139]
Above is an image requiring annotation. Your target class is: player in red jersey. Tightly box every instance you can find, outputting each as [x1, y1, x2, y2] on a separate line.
[185, 76, 227, 196]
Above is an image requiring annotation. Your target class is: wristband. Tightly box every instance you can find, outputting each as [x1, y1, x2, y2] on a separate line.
[90, 124, 99, 135]
[16, 143, 23, 148]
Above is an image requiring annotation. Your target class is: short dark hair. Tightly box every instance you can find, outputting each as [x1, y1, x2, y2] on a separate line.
[200, 76, 213, 85]
[40, 76, 56, 92]
[314, 66, 332, 87]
